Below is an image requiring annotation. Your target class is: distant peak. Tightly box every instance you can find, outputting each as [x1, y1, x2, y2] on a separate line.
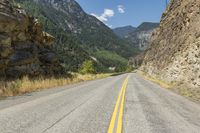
[114, 25, 136, 30]
[136, 22, 159, 32]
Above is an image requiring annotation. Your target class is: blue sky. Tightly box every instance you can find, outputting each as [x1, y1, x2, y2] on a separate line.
[75, 0, 168, 28]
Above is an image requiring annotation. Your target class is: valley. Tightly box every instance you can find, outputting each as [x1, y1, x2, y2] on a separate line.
[15, 0, 140, 72]
[0, 0, 200, 132]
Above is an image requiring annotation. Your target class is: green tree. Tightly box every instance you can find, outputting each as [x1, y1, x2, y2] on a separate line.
[79, 60, 96, 74]
[115, 65, 126, 72]
[126, 65, 135, 72]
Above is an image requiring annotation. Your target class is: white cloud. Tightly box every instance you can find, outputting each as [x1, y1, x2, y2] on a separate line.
[103, 9, 115, 17]
[91, 9, 114, 22]
[118, 5, 125, 14]
[91, 13, 107, 22]
[106, 23, 113, 28]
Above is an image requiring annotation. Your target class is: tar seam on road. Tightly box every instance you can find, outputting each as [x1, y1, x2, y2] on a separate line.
[41, 95, 95, 133]
[107, 76, 129, 133]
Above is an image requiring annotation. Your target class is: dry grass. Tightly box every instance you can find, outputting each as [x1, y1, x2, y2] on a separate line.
[0, 73, 111, 97]
[138, 71, 171, 89]
[138, 70, 200, 103]
[173, 84, 200, 102]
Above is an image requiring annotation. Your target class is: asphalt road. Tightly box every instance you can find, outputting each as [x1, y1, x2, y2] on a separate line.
[0, 73, 200, 133]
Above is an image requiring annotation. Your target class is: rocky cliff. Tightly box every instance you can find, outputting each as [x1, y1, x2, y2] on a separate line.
[0, 0, 62, 78]
[127, 22, 159, 51]
[141, 0, 200, 88]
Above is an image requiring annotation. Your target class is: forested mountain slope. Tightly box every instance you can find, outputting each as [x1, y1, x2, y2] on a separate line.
[15, 0, 139, 71]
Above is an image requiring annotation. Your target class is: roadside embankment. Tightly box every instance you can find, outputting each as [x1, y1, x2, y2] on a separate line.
[0, 73, 111, 97]
[138, 71, 200, 103]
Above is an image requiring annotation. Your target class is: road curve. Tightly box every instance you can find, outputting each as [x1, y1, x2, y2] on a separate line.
[0, 73, 200, 133]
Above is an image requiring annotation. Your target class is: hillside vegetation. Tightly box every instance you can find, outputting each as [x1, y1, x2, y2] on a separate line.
[15, 0, 139, 72]
[0, 0, 137, 96]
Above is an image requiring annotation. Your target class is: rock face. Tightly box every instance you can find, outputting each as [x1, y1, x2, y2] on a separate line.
[0, 0, 62, 78]
[141, 0, 200, 88]
[127, 22, 159, 51]
[129, 52, 146, 68]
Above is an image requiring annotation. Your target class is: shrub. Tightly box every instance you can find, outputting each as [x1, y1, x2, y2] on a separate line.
[79, 60, 96, 74]
[126, 65, 135, 72]
[115, 65, 126, 72]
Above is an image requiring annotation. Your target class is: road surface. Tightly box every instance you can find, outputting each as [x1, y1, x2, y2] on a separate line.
[0, 73, 200, 133]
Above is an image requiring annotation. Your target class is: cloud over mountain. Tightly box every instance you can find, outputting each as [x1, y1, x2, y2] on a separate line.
[91, 9, 114, 22]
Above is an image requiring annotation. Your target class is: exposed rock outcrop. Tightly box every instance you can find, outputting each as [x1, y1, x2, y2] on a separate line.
[0, 0, 62, 78]
[127, 22, 159, 51]
[141, 0, 200, 88]
[129, 52, 146, 68]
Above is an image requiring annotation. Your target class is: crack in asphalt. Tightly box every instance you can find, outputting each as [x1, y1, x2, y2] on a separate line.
[41, 95, 95, 133]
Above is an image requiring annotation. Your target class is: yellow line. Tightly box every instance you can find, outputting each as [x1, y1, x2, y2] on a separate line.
[116, 78, 128, 133]
[107, 76, 129, 133]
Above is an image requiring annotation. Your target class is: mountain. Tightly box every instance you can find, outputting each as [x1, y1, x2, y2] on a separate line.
[141, 0, 200, 89]
[0, 0, 63, 78]
[127, 22, 159, 51]
[14, 0, 90, 71]
[113, 26, 136, 38]
[15, 0, 139, 71]
[133, 22, 159, 32]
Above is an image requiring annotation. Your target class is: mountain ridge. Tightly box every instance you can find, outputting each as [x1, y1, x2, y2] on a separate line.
[127, 22, 159, 51]
[15, 0, 140, 71]
[113, 26, 136, 38]
[113, 22, 159, 51]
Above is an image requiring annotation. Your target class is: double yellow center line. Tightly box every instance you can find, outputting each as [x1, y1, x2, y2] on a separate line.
[108, 76, 129, 133]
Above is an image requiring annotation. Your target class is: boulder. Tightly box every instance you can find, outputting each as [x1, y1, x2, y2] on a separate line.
[8, 51, 35, 66]
[6, 64, 42, 78]
[0, 59, 9, 69]
[42, 32, 55, 46]
[0, 46, 12, 58]
[0, 33, 11, 46]
[13, 41, 38, 53]
[39, 51, 59, 64]
[0, 0, 63, 78]
[17, 32, 27, 41]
